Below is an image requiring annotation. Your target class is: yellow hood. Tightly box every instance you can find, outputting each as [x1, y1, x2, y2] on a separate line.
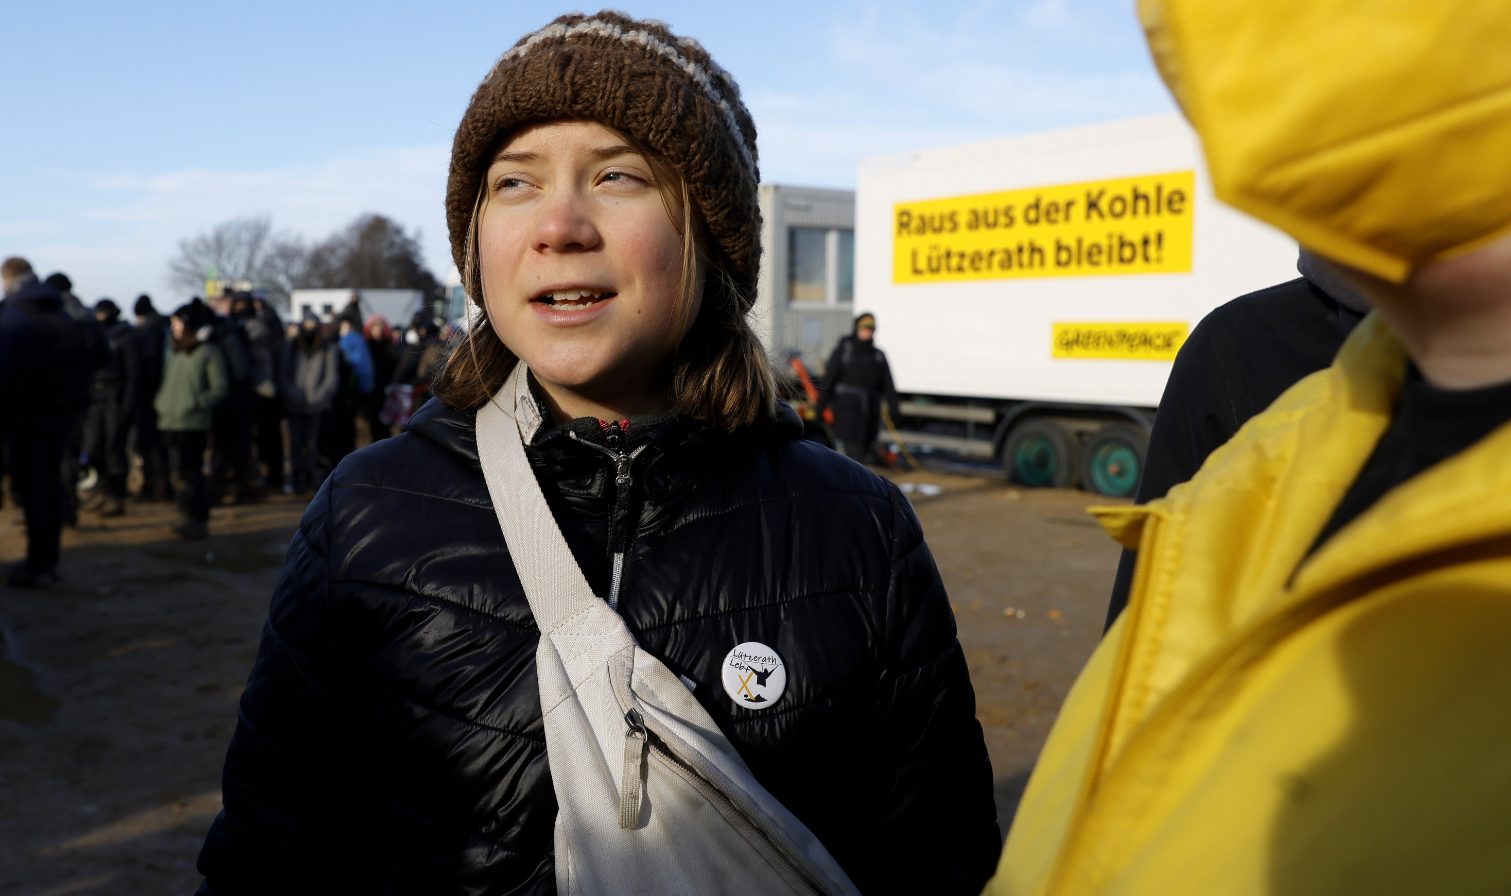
[1138, 0, 1511, 282]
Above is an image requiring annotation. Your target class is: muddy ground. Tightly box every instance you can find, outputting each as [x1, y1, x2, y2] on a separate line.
[0, 468, 1123, 894]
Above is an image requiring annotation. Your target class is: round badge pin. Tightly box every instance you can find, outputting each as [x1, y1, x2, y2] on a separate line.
[721, 641, 787, 709]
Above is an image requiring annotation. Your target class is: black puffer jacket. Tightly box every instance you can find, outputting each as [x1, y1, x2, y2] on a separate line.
[197, 395, 1000, 895]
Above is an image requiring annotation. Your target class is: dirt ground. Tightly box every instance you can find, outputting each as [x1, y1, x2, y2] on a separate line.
[0, 468, 1124, 894]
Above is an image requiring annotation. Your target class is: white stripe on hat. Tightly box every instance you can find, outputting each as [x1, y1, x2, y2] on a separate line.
[496, 17, 758, 178]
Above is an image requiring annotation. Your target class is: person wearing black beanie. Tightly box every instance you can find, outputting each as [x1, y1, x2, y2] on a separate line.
[197, 11, 999, 894]
[130, 294, 172, 501]
[818, 312, 900, 464]
[37, 271, 101, 527]
[43, 272, 89, 322]
[2, 258, 97, 585]
[81, 297, 140, 516]
[153, 301, 229, 538]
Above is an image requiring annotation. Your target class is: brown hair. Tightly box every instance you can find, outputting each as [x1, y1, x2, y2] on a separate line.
[432, 134, 776, 432]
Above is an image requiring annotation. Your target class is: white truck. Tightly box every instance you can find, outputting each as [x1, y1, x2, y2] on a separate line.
[855, 114, 1298, 496]
[289, 288, 427, 327]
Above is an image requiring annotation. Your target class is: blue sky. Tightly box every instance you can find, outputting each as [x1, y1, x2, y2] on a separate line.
[2, 0, 1175, 305]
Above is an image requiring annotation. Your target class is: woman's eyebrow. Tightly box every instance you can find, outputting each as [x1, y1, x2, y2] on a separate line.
[490, 145, 639, 164]
[590, 144, 640, 161]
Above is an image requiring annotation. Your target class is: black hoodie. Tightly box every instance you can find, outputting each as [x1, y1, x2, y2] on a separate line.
[0, 275, 104, 416]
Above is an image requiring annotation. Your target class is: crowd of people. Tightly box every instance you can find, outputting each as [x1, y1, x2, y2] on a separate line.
[0, 266, 451, 584]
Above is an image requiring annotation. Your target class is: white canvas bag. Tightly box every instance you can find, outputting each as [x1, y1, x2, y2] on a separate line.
[476, 365, 859, 896]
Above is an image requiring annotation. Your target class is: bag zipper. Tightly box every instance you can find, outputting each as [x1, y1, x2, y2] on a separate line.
[622, 707, 649, 829]
[619, 707, 830, 895]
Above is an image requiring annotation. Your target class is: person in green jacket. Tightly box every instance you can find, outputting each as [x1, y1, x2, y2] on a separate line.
[154, 299, 228, 540]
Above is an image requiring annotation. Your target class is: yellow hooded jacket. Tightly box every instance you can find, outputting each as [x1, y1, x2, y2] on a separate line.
[987, 314, 1511, 895]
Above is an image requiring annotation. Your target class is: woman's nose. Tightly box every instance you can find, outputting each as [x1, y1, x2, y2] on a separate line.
[532, 189, 601, 253]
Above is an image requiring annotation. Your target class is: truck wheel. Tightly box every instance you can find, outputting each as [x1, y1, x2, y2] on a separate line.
[1003, 419, 1078, 488]
[1080, 423, 1148, 498]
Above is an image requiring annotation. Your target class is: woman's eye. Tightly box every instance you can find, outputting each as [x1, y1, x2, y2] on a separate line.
[493, 176, 528, 193]
[601, 170, 647, 187]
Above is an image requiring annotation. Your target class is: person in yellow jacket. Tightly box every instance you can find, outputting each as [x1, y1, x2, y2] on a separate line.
[986, 1, 1511, 893]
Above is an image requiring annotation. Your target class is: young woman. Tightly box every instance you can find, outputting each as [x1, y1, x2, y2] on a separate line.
[197, 12, 999, 894]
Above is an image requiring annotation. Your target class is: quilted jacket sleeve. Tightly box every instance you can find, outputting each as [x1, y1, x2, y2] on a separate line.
[860, 487, 1001, 895]
[196, 482, 364, 894]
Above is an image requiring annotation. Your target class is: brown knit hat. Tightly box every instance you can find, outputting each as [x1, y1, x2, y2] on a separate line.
[447, 10, 761, 310]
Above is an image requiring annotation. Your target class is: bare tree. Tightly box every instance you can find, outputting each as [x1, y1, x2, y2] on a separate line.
[302, 213, 440, 295]
[168, 213, 438, 311]
[259, 237, 309, 307]
[166, 215, 307, 306]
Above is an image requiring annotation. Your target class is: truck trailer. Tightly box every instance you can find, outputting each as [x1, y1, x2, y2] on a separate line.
[855, 114, 1298, 496]
[289, 288, 426, 327]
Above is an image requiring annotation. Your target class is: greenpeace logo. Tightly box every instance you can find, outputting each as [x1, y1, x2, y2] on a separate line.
[1051, 322, 1188, 361]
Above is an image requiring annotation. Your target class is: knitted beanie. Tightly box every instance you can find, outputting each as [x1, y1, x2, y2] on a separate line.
[446, 10, 761, 310]
[172, 298, 217, 335]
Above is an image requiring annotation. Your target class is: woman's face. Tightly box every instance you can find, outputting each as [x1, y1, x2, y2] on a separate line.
[477, 119, 701, 422]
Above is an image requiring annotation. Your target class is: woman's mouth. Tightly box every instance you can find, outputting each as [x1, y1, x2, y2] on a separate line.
[533, 289, 617, 310]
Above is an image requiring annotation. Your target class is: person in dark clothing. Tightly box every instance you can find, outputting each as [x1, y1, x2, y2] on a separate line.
[338, 292, 363, 330]
[156, 300, 229, 540]
[197, 13, 1000, 894]
[278, 313, 340, 494]
[41, 271, 105, 526]
[384, 312, 442, 432]
[130, 294, 172, 502]
[392, 312, 442, 387]
[81, 298, 140, 517]
[207, 294, 265, 506]
[819, 312, 901, 464]
[325, 316, 374, 463]
[361, 314, 398, 441]
[1103, 251, 1370, 628]
[0, 257, 99, 586]
[245, 295, 286, 492]
[43, 271, 91, 322]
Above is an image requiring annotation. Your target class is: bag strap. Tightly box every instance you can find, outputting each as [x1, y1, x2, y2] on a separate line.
[475, 363, 603, 635]
[477, 364, 861, 896]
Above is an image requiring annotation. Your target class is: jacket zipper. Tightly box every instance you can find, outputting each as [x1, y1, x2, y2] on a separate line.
[570, 421, 649, 611]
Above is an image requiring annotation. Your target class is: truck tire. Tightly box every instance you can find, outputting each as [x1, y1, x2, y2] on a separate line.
[1080, 423, 1148, 498]
[1003, 418, 1079, 488]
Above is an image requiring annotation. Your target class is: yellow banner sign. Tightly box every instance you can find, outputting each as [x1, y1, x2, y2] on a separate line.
[893, 171, 1195, 282]
[1052, 322, 1189, 361]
